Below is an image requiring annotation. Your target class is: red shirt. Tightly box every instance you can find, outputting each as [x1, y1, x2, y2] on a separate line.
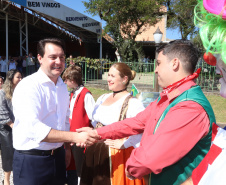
[97, 80, 210, 179]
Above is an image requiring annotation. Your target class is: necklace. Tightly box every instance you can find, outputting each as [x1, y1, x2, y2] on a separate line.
[72, 85, 84, 98]
[113, 88, 127, 94]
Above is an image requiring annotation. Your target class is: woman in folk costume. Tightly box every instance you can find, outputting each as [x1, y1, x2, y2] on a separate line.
[80, 63, 145, 185]
[192, 0, 226, 184]
[62, 65, 95, 185]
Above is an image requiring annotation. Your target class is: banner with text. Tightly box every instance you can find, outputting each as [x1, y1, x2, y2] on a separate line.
[10, 0, 102, 34]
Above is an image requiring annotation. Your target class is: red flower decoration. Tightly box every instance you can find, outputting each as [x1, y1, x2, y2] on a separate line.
[203, 52, 217, 66]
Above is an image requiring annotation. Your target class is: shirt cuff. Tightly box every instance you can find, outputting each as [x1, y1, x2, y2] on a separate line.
[123, 139, 131, 149]
[96, 127, 108, 139]
[33, 122, 52, 144]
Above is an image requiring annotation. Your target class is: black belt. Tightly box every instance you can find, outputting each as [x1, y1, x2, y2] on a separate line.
[17, 146, 62, 156]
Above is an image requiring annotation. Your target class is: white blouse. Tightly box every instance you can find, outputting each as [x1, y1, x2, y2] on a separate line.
[69, 87, 95, 120]
[92, 93, 145, 148]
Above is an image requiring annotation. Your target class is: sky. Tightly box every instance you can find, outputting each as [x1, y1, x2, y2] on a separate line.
[56, 0, 181, 40]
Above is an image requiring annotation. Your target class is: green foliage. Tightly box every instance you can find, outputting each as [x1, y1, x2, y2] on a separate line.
[119, 40, 145, 62]
[66, 56, 112, 70]
[166, 0, 198, 39]
[191, 34, 205, 54]
[83, 0, 166, 61]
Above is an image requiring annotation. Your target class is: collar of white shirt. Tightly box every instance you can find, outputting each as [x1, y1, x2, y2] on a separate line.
[37, 68, 64, 86]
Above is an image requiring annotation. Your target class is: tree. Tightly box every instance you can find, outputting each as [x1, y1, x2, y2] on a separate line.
[192, 34, 205, 54]
[83, 0, 166, 61]
[166, 0, 198, 40]
[166, 0, 205, 53]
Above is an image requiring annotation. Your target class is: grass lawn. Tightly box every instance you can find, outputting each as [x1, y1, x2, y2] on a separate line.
[86, 86, 110, 101]
[86, 86, 226, 124]
[206, 94, 226, 123]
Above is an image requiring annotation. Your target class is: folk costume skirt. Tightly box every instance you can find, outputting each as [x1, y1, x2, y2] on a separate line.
[80, 142, 144, 185]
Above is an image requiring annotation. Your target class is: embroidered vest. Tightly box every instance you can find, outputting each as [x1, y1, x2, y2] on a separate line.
[151, 86, 216, 185]
[70, 87, 92, 132]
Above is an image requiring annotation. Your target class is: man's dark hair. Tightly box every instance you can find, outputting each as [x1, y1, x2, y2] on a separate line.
[37, 38, 66, 57]
[156, 39, 199, 74]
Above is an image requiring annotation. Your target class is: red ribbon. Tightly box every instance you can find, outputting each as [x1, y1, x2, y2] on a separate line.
[162, 68, 201, 94]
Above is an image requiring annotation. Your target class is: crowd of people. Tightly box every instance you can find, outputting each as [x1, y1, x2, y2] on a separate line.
[0, 1, 226, 184]
[0, 53, 39, 80]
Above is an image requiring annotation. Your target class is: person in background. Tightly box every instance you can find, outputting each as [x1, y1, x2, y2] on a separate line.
[0, 56, 8, 79]
[0, 76, 4, 90]
[78, 40, 216, 185]
[22, 55, 27, 77]
[8, 59, 17, 71]
[26, 52, 36, 75]
[80, 63, 145, 185]
[0, 56, 2, 75]
[12, 38, 97, 185]
[115, 49, 121, 62]
[36, 59, 40, 71]
[69, 55, 73, 65]
[62, 64, 95, 185]
[16, 56, 23, 74]
[0, 69, 22, 185]
[143, 56, 148, 63]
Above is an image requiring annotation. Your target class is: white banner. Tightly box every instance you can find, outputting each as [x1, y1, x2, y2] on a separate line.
[10, 0, 102, 34]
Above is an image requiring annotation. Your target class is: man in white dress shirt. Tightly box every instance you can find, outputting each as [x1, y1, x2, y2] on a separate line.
[12, 38, 98, 185]
[0, 56, 8, 79]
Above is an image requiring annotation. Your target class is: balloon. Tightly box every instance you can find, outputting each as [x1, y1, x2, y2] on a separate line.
[203, 52, 217, 66]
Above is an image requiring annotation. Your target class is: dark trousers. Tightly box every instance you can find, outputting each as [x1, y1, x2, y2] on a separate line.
[66, 170, 78, 185]
[13, 146, 66, 185]
[26, 65, 36, 76]
[0, 124, 14, 172]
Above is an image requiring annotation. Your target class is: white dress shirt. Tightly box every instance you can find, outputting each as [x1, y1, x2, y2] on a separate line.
[12, 69, 70, 150]
[8, 62, 16, 70]
[92, 93, 145, 148]
[69, 87, 95, 120]
[0, 60, 8, 73]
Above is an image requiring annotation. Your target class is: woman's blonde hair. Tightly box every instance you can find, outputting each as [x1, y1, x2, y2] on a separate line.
[111, 63, 136, 86]
[2, 69, 21, 100]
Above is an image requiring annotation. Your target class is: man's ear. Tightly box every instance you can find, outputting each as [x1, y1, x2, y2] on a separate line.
[171, 58, 180, 71]
[37, 54, 42, 65]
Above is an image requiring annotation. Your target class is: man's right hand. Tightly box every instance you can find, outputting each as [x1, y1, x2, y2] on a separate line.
[76, 127, 94, 133]
[75, 127, 100, 147]
[42, 128, 100, 147]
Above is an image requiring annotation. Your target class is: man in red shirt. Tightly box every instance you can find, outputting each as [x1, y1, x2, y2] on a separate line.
[78, 40, 215, 185]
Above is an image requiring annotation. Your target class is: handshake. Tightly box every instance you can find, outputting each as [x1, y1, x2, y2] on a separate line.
[74, 127, 101, 148]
